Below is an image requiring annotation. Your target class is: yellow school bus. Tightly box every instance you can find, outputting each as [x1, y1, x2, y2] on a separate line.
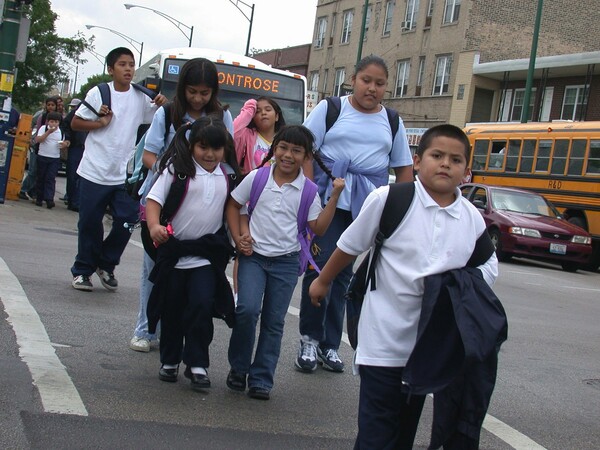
[464, 121, 600, 270]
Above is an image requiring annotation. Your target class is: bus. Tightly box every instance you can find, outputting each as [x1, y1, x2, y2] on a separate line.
[134, 47, 307, 124]
[464, 121, 600, 270]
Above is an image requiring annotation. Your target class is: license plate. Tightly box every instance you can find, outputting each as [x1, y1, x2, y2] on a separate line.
[549, 243, 567, 255]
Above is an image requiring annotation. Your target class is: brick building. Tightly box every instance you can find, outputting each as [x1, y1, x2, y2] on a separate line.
[252, 44, 311, 76]
[306, 0, 600, 128]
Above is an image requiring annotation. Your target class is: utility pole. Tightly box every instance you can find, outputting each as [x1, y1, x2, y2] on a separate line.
[521, 0, 544, 123]
[356, 0, 369, 66]
[0, 0, 22, 121]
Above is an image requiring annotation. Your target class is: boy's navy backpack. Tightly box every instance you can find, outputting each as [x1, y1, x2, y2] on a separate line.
[81, 82, 157, 116]
[247, 166, 320, 276]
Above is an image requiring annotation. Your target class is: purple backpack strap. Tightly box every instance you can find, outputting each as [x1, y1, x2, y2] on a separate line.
[248, 166, 270, 217]
[298, 179, 320, 274]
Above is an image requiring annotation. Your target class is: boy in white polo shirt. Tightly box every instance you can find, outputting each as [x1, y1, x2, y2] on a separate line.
[309, 124, 498, 449]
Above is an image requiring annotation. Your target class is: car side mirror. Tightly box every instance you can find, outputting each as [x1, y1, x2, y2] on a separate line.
[473, 199, 486, 209]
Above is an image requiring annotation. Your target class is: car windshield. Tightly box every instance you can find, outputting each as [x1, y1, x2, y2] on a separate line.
[491, 189, 560, 218]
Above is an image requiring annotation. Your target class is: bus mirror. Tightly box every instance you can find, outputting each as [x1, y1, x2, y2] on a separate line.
[148, 63, 159, 74]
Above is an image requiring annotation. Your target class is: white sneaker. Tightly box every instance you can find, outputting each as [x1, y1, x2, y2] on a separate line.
[129, 336, 150, 353]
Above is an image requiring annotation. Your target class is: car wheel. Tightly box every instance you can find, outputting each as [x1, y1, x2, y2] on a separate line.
[561, 261, 579, 272]
[489, 229, 511, 262]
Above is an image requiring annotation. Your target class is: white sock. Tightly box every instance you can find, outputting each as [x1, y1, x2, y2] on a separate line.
[190, 367, 207, 375]
[162, 364, 178, 370]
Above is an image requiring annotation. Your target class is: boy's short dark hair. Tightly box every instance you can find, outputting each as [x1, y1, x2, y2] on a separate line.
[416, 124, 471, 161]
[106, 47, 135, 68]
[46, 111, 62, 122]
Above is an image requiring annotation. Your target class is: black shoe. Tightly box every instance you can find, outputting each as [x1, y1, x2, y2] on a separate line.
[184, 366, 211, 391]
[35, 200, 43, 207]
[46, 200, 55, 209]
[158, 365, 179, 382]
[18, 192, 29, 200]
[67, 204, 79, 212]
[226, 369, 247, 392]
[247, 386, 270, 401]
[59, 195, 67, 201]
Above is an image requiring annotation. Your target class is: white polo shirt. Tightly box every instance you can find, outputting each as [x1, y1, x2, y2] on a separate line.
[147, 162, 228, 269]
[337, 177, 498, 368]
[231, 164, 322, 257]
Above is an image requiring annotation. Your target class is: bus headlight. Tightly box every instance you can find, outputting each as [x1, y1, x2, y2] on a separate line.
[571, 235, 591, 245]
[509, 227, 541, 238]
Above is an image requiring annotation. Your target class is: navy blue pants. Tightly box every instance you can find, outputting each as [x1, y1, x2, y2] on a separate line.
[71, 178, 138, 277]
[66, 146, 84, 208]
[159, 265, 216, 368]
[35, 155, 60, 203]
[355, 365, 426, 450]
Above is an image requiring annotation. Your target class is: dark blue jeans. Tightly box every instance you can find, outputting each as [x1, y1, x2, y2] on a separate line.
[228, 251, 299, 390]
[354, 365, 426, 450]
[21, 149, 37, 196]
[71, 177, 138, 277]
[159, 265, 216, 368]
[66, 146, 84, 208]
[299, 208, 354, 350]
[35, 155, 60, 202]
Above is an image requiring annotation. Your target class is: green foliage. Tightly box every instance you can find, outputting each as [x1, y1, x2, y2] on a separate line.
[74, 73, 112, 101]
[12, 0, 91, 113]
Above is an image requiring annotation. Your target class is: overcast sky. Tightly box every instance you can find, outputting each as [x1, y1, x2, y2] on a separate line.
[50, 0, 318, 88]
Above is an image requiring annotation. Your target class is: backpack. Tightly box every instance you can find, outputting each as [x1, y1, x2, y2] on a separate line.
[324, 96, 400, 142]
[140, 164, 238, 261]
[247, 166, 320, 276]
[345, 182, 415, 350]
[81, 82, 157, 116]
[126, 103, 173, 200]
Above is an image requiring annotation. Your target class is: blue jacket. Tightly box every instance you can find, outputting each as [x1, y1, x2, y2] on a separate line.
[402, 267, 508, 449]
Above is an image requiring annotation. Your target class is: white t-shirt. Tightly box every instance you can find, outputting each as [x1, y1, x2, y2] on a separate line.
[337, 177, 498, 368]
[303, 96, 413, 210]
[37, 125, 62, 158]
[146, 162, 228, 269]
[231, 164, 322, 257]
[76, 82, 157, 185]
[251, 134, 271, 169]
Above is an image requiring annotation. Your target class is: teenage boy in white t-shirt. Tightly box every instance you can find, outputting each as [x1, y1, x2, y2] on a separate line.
[69, 47, 167, 292]
[309, 124, 498, 449]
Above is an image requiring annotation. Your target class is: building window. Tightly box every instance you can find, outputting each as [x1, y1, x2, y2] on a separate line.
[383, 1, 395, 36]
[341, 10, 354, 44]
[416, 57, 425, 96]
[403, 0, 419, 30]
[334, 68, 346, 97]
[309, 72, 319, 92]
[395, 60, 410, 97]
[426, 0, 435, 27]
[315, 17, 327, 48]
[443, 0, 460, 24]
[433, 55, 452, 95]
[561, 85, 588, 121]
[511, 88, 536, 121]
[363, 5, 372, 40]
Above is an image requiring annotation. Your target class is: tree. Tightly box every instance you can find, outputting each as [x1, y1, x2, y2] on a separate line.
[74, 73, 112, 101]
[12, 0, 91, 113]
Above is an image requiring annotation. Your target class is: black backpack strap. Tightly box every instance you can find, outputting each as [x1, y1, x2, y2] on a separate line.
[81, 82, 111, 117]
[367, 182, 415, 290]
[159, 171, 189, 225]
[132, 83, 158, 100]
[162, 102, 172, 144]
[325, 96, 341, 132]
[467, 230, 496, 267]
[384, 107, 400, 142]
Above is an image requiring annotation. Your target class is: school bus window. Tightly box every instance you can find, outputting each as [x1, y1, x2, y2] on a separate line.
[489, 140, 506, 170]
[567, 139, 586, 175]
[587, 140, 600, 175]
[472, 140, 488, 170]
[506, 139, 521, 172]
[550, 139, 569, 175]
[519, 139, 536, 173]
[535, 140, 552, 172]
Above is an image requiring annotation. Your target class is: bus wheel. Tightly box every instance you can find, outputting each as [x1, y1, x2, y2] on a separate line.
[561, 261, 579, 272]
[490, 229, 511, 262]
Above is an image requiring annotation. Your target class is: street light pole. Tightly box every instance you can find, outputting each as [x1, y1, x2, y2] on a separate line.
[85, 25, 144, 67]
[228, 0, 255, 56]
[521, 0, 544, 123]
[87, 49, 106, 75]
[123, 4, 194, 47]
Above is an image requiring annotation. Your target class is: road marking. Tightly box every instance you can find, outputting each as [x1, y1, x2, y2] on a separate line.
[0, 257, 88, 416]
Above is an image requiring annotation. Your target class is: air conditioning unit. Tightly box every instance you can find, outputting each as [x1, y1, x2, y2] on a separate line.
[401, 21, 411, 31]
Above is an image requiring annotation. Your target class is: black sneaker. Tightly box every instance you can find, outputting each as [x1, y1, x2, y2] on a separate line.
[226, 369, 247, 392]
[247, 386, 270, 400]
[317, 347, 345, 372]
[46, 200, 55, 209]
[96, 269, 118, 291]
[72, 275, 93, 291]
[18, 192, 29, 200]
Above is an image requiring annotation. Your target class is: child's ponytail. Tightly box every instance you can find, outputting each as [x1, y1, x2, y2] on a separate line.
[158, 122, 194, 177]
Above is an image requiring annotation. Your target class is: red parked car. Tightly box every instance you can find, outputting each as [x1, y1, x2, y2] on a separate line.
[460, 183, 592, 272]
